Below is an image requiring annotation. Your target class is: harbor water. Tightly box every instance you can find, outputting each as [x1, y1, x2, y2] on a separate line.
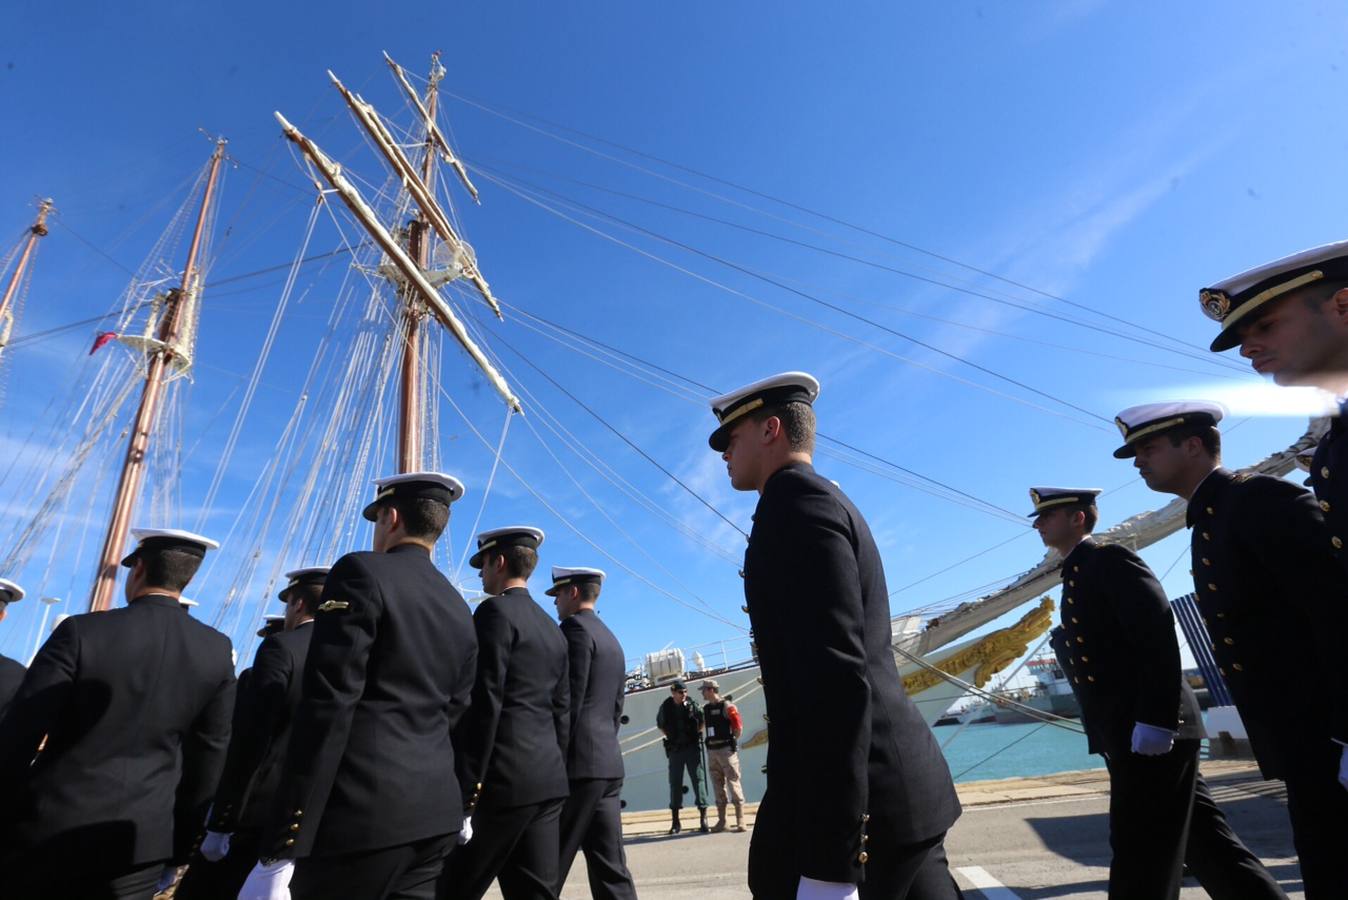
[937, 722, 1100, 783]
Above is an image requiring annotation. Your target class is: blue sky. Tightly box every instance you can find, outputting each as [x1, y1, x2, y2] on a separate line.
[1, 3, 1345, 676]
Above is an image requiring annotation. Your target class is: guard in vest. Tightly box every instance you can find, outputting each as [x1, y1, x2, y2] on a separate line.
[441, 526, 570, 900]
[1033, 487, 1285, 900]
[0, 579, 28, 717]
[176, 567, 327, 900]
[1119, 401, 1348, 898]
[698, 679, 745, 833]
[0, 528, 235, 900]
[709, 372, 961, 900]
[656, 680, 707, 834]
[1198, 240, 1348, 578]
[257, 473, 478, 900]
[549, 565, 639, 900]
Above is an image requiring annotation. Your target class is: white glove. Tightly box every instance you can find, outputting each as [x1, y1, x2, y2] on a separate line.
[458, 815, 473, 845]
[1130, 721, 1176, 756]
[200, 829, 232, 862]
[239, 858, 295, 900]
[1339, 745, 1348, 792]
[796, 876, 860, 900]
[156, 866, 178, 893]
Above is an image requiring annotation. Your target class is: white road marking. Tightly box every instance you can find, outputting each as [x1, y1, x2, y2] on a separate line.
[955, 866, 1022, 899]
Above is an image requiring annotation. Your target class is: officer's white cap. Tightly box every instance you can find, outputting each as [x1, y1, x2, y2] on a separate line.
[707, 372, 820, 452]
[1112, 401, 1225, 459]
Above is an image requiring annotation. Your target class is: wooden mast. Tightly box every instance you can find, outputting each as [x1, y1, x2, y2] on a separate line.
[88, 140, 226, 613]
[397, 54, 443, 473]
[0, 198, 54, 360]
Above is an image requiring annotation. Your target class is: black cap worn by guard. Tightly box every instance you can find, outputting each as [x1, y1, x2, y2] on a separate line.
[1111, 401, 1225, 459]
[670, 680, 687, 691]
[1201, 239, 1348, 352]
[119, 527, 220, 568]
[361, 472, 466, 522]
[1026, 487, 1103, 518]
[468, 526, 545, 570]
[707, 371, 821, 452]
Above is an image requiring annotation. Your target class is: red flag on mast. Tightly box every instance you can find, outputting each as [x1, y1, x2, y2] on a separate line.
[89, 332, 118, 355]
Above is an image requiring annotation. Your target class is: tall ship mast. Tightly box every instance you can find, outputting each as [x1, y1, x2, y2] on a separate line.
[88, 141, 227, 612]
[0, 198, 54, 365]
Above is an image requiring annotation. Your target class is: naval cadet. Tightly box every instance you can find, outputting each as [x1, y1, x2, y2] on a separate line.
[257, 473, 478, 900]
[1118, 400, 1348, 898]
[548, 565, 639, 900]
[0, 528, 236, 900]
[1198, 239, 1348, 578]
[709, 372, 961, 900]
[441, 526, 570, 900]
[0, 578, 28, 716]
[1032, 487, 1285, 900]
[176, 567, 327, 900]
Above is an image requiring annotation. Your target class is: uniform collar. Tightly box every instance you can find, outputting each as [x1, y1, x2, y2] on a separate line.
[1185, 467, 1233, 527]
[1061, 537, 1096, 568]
[129, 593, 182, 610]
[387, 542, 432, 557]
[761, 460, 815, 495]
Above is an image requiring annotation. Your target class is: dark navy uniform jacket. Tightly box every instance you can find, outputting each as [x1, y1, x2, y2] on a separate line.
[454, 586, 570, 810]
[1052, 539, 1203, 757]
[1187, 468, 1348, 778]
[263, 544, 477, 858]
[1309, 411, 1348, 575]
[0, 594, 236, 866]
[560, 608, 626, 781]
[0, 654, 26, 718]
[209, 621, 312, 833]
[744, 462, 961, 885]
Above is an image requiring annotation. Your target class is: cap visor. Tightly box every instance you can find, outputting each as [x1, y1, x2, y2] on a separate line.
[467, 550, 486, 570]
[708, 423, 732, 452]
[1112, 443, 1138, 460]
[119, 551, 138, 568]
[544, 585, 561, 597]
[1209, 325, 1242, 353]
[361, 501, 380, 522]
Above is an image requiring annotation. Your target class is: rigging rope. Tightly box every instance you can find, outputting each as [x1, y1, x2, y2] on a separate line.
[452, 406, 514, 584]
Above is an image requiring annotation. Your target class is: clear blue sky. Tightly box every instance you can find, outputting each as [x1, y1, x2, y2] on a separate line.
[1, 3, 1344, 673]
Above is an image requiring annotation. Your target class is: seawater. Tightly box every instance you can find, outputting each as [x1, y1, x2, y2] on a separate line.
[936, 722, 1102, 783]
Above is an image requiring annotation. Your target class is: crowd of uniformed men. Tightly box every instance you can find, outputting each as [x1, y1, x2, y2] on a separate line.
[0, 240, 1346, 900]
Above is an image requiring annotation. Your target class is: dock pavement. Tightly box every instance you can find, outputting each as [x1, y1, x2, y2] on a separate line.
[514, 760, 1304, 899]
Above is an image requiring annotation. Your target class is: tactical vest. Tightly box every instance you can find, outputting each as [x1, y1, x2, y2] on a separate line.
[704, 700, 736, 750]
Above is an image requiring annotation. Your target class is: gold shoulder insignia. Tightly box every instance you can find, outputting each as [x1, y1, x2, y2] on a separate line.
[1232, 472, 1252, 484]
[317, 600, 350, 613]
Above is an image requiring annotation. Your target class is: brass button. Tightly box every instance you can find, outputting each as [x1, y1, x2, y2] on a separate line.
[289, 823, 300, 832]
[763, 715, 770, 723]
[1202, 532, 1211, 541]
[1217, 612, 1226, 619]
[741, 605, 750, 614]
[1073, 565, 1080, 572]
[1087, 675, 1096, 682]
[858, 851, 869, 864]
[1219, 667, 1227, 676]
[1233, 663, 1244, 671]
[1068, 580, 1075, 587]
[1206, 506, 1215, 515]
[1080, 655, 1089, 662]
[1074, 676, 1081, 684]
[1323, 466, 1331, 479]
[1223, 637, 1234, 646]
[1334, 536, 1344, 550]
[1201, 558, 1211, 566]
[1202, 617, 1209, 626]
[862, 813, 870, 823]
[1067, 597, 1075, 605]
[1208, 583, 1218, 591]
[293, 809, 303, 817]
[1321, 500, 1331, 513]
[285, 838, 296, 847]
[1076, 636, 1084, 644]
[1071, 616, 1079, 623]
